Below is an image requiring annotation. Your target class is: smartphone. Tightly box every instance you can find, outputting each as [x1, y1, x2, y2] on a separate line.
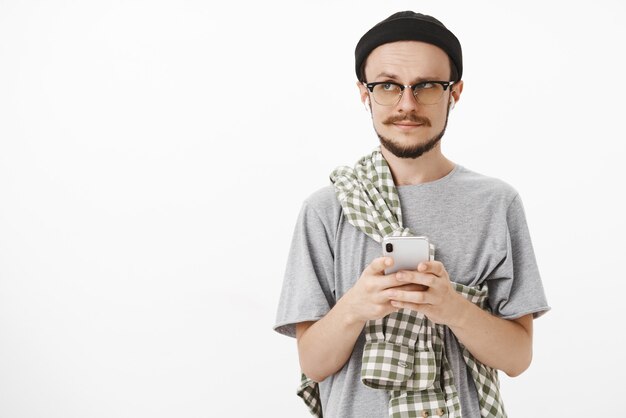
[381, 236, 433, 275]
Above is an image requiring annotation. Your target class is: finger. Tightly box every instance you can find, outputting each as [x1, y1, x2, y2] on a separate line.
[390, 300, 431, 315]
[397, 283, 429, 292]
[418, 260, 445, 276]
[364, 256, 393, 276]
[377, 273, 409, 290]
[379, 268, 425, 290]
[395, 270, 436, 287]
[388, 288, 430, 305]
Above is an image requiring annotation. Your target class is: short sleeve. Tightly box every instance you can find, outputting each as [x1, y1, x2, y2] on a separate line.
[273, 198, 337, 338]
[486, 194, 551, 319]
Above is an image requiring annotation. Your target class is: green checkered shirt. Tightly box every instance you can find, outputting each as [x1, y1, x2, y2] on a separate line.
[296, 148, 506, 418]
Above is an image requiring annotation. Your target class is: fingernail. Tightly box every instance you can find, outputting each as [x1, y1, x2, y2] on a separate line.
[396, 272, 404, 281]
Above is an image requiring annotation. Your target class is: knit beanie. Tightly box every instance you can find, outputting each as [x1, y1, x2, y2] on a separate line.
[355, 11, 462, 82]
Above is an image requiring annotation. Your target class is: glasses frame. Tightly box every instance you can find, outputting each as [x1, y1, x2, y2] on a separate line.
[363, 80, 455, 106]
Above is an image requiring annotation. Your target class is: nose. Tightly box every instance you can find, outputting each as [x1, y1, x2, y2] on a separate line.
[396, 87, 420, 113]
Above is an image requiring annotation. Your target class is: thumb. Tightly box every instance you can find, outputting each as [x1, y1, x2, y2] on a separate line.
[365, 256, 393, 276]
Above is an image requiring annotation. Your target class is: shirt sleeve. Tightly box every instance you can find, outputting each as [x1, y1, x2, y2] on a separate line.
[273, 198, 337, 338]
[486, 194, 551, 319]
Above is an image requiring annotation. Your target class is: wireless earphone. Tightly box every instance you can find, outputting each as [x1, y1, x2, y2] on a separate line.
[364, 97, 371, 112]
[449, 97, 456, 110]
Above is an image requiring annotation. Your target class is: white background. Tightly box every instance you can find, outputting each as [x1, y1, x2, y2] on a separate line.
[1, 1, 625, 417]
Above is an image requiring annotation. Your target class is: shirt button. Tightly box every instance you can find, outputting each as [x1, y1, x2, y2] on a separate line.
[421, 412, 429, 418]
[437, 408, 445, 416]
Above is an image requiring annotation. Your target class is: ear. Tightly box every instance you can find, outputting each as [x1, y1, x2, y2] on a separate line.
[357, 81, 369, 105]
[450, 80, 464, 105]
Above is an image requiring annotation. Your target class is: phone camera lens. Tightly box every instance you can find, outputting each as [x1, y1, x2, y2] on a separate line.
[385, 243, 393, 253]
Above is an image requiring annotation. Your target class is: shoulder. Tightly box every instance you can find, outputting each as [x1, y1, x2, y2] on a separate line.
[297, 185, 343, 237]
[302, 185, 342, 215]
[453, 165, 519, 207]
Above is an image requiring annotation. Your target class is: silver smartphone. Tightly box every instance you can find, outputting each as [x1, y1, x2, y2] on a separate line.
[381, 236, 433, 275]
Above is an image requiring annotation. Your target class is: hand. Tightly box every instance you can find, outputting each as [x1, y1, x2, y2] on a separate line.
[387, 261, 468, 327]
[341, 257, 424, 324]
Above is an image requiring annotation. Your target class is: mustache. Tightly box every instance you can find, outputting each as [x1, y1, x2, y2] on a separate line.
[383, 113, 432, 127]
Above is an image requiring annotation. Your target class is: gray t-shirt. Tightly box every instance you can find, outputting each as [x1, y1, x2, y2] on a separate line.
[274, 164, 550, 418]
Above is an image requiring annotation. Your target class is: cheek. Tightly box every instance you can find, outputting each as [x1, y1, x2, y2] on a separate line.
[370, 108, 386, 126]
[429, 105, 449, 126]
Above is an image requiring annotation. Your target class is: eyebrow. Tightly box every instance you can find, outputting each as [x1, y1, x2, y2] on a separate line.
[373, 72, 440, 83]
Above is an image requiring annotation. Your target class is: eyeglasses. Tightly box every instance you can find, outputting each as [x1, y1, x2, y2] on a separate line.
[363, 81, 455, 106]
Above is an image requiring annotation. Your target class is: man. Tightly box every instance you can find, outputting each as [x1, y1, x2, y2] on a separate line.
[274, 11, 549, 418]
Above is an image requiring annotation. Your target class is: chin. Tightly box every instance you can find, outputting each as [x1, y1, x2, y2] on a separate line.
[377, 126, 446, 160]
[386, 132, 431, 146]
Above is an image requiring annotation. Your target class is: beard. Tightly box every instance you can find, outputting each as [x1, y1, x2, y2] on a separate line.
[375, 106, 450, 159]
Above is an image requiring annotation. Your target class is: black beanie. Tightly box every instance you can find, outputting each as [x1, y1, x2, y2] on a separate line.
[355, 11, 462, 82]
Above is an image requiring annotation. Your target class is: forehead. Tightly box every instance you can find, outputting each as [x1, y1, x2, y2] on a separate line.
[364, 40, 451, 81]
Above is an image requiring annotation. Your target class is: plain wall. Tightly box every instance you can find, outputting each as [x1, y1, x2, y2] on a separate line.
[1, 1, 625, 416]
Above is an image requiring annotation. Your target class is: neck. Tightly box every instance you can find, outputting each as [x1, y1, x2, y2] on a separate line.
[380, 144, 455, 186]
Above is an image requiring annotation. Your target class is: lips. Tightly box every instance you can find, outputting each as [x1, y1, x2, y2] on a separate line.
[392, 122, 424, 130]
[393, 122, 422, 127]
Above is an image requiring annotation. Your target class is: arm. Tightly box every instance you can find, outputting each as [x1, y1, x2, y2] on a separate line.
[388, 261, 533, 377]
[296, 257, 420, 382]
[449, 302, 532, 377]
[295, 304, 364, 383]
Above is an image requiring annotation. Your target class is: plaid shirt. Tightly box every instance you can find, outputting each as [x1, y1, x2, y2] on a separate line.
[295, 149, 506, 417]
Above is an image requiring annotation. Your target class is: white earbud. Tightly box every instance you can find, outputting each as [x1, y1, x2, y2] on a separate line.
[364, 97, 371, 112]
[449, 97, 456, 110]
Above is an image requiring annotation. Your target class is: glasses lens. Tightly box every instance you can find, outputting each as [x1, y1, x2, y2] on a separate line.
[372, 83, 402, 106]
[414, 83, 445, 105]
